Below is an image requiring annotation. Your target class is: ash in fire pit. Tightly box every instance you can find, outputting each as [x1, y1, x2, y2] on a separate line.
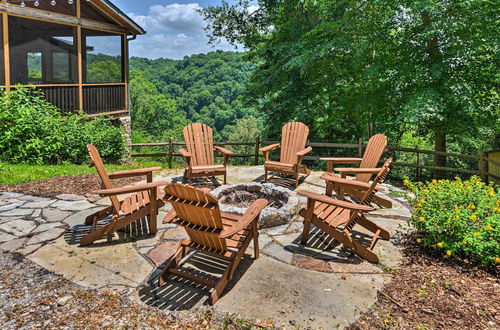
[211, 183, 300, 228]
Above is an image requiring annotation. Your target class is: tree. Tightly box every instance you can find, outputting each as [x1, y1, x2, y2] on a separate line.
[203, 0, 499, 176]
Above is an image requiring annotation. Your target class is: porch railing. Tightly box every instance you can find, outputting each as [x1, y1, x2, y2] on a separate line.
[11, 83, 127, 115]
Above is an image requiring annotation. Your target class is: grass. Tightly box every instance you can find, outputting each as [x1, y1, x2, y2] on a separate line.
[0, 161, 164, 185]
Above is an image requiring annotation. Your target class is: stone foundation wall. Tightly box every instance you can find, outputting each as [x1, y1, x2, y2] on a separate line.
[119, 117, 132, 165]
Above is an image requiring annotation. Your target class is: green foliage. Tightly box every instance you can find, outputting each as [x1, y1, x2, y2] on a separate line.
[406, 177, 499, 267]
[226, 116, 263, 165]
[0, 87, 125, 165]
[129, 51, 259, 142]
[202, 0, 499, 156]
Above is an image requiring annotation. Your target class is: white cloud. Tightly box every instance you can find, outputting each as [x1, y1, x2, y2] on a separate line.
[127, 3, 239, 59]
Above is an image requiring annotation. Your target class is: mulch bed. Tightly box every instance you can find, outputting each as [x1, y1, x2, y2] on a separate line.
[349, 235, 499, 329]
[0, 174, 142, 198]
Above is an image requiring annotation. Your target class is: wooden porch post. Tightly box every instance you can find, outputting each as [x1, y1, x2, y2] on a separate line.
[2, 0, 10, 92]
[121, 34, 129, 111]
[76, 0, 83, 110]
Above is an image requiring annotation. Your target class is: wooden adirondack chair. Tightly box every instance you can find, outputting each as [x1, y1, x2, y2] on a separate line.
[180, 123, 234, 184]
[260, 122, 312, 187]
[321, 134, 391, 208]
[159, 184, 268, 304]
[81, 145, 168, 246]
[299, 159, 393, 263]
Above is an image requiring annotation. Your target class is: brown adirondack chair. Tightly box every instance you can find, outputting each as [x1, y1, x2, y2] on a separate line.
[81, 144, 168, 246]
[159, 184, 268, 304]
[321, 134, 391, 208]
[180, 123, 234, 184]
[299, 159, 393, 263]
[260, 122, 312, 187]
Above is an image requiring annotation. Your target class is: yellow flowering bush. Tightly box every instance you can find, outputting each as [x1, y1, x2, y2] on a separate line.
[406, 176, 499, 267]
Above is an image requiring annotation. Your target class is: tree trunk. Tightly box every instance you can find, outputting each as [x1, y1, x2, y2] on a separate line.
[434, 128, 447, 178]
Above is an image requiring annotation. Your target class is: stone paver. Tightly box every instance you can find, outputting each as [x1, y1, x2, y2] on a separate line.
[42, 208, 73, 222]
[27, 228, 66, 245]
[50, 200, 94, 211]
[55, 194, 86, 201]
[63, 207, 101, 227]
[0, 192, 24, 199]
[0, 201, 26, 212]
[28, 237, 153, 289]
[0, 219, 36, 237]
[0, 208, 33, 217]
[0, 232, 16, 243]
[21, 200, 56, 209]
[214, 257, 386, 329]
[0, 237, 27, 252]
[32, 222, 65, 233]
[18, 243, 42, 256]
[147, 241, 178, 266]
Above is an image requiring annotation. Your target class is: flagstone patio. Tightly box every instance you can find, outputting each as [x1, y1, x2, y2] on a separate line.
[0, 166, 411, 328]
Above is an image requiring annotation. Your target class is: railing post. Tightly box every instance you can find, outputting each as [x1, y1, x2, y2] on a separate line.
[358, 138, 363, 157]
[478, 151, 486, 182]
[254, 136, 260, 165]
[416, 151, 420, 181]
[167, 137, 174, 169]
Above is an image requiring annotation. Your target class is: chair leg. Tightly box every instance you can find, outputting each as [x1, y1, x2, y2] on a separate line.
[295, 173, 299, 187]
[264, 169, 268, 182]
[325, 182, 333, 197]
[210, 266, 231, 305]
[223, 173, 227, 184]
[252, 220, 259, 259]
[301, 217, 311, 244]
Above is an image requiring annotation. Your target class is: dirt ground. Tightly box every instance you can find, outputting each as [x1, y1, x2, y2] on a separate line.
[0, 174, 142, 198]
[349, 235, 499, 329]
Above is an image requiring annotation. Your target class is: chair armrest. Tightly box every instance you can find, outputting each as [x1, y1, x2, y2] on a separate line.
[259, 143, 280, 152]
[297, 190, 374, 211]
[220, 199, 268, 238]
[108, 167, 162, 179]
[320, 174, 384, 191]
[334, 167, 382, 174]
[320, 157, 363, 164]
[179, 148, 191, 158]
[92, 181, 169, 197]
[214, 146, 234, 156]
[296, 146, 312, 157]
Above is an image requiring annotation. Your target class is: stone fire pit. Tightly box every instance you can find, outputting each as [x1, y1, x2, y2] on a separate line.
[210, 182, 300, 228]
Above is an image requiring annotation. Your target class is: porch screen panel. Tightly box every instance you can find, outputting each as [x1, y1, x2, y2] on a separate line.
[0, 15, 4, 86]
[83, 29, 123, 84]
[9, 16, 77, 85]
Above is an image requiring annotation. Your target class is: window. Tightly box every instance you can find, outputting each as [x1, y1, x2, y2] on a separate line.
[27, 52, 42, 83]
[83, 30, 123, 83]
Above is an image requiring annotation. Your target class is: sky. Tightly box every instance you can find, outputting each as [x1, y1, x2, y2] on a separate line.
[111, 0, 241, 60]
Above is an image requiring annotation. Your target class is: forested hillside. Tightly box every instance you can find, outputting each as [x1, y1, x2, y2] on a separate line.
[129, 51, 261, 142]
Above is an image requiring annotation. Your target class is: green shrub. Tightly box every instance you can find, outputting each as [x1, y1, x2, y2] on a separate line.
[405, 177, 499, 267]
[0, 87, 125, 165]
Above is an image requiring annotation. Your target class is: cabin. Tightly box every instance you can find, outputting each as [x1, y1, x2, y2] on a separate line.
[0, 0, 145, 117]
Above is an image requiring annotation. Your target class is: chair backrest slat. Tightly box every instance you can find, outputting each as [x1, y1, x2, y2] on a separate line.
[87, 144, 121, 215]
[165, 184, 227, 251]
[280, 122, 309, 164]
[183, 123, 215, 167]
[357, 134, 387, 182]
